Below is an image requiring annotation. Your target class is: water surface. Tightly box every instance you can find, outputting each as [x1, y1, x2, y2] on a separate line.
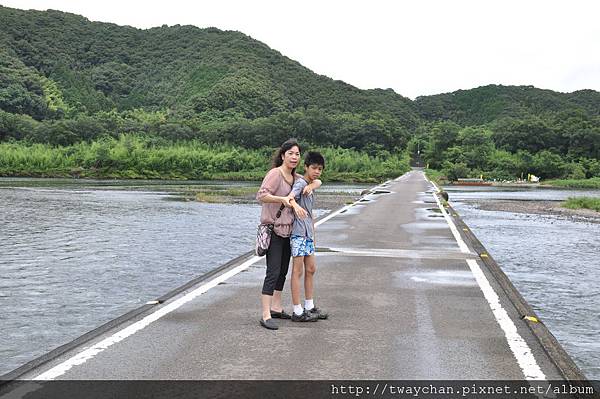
[0, 178, 367, 376]
[447, 186, 600, 379]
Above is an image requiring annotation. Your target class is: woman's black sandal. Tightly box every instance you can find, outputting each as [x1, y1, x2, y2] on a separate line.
[270, 310, 292, 319]
[260, 318, 279, 330]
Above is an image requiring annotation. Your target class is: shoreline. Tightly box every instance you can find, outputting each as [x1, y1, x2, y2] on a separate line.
[189, 190, 361, 211]
[467, 199, 600, 223]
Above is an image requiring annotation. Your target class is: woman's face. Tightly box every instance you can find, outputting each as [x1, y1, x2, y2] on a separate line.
[281, 145, 300, 170]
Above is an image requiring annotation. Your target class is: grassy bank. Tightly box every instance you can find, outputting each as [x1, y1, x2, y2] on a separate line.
[0, 136, 410, 183]
[562, 197, 600, 212]
[545, 178, 600, 189]
[423, 168, 447, 186]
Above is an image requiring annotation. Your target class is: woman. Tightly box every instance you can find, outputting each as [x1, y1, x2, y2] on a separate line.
[256, 138, 316, 330]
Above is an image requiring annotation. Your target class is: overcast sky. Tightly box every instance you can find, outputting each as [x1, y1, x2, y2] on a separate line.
[3, 0, 600, 99]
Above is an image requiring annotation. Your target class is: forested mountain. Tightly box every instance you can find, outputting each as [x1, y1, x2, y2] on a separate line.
[1, 5, 599, 180]
[415, 85, 600, 125]
[1, 6, 420, 118]
[411, 85, 600, 177]
[0, 5, 420, 149]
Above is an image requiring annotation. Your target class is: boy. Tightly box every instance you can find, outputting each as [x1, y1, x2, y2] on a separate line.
[288, 152, 329, 322]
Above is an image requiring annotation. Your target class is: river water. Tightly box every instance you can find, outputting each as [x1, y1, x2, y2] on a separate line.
[1, 179, 598, 379]
[446, 185, 600, 379]
[0, 178, 367, 376]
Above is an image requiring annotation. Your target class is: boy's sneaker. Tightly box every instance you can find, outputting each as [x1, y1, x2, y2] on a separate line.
[308, 307, 328, 320]
[291, 310, 319, 322]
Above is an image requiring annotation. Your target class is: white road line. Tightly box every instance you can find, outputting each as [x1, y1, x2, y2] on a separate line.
[425, 173, 546, 380]
[315, 203, 353, 226]
[430, 184, 470, 254]
[465, 259, 546, 379]
[34, 256, 261, 380]
[30, 181, 372, 380]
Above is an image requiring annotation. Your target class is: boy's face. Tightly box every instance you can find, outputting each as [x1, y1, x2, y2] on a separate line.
[305, 163, 323, 181]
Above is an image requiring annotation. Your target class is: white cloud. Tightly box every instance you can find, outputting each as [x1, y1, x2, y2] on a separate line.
[3, 0, 599, 98]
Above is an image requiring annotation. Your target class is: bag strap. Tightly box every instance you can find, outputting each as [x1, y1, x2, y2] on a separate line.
[275, 204, 285, 219]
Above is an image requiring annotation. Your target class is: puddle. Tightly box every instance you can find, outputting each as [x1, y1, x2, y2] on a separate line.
[402, 221, 449, 232]
[407, 270, 477, 286]
[415, 207, 446, 222]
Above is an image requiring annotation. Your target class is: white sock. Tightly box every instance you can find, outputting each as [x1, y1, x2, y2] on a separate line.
[305, 299, 314, 310]
[293, 304, 304, 316]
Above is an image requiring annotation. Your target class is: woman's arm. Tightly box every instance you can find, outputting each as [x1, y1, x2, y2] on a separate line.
[260, 194, 292, 207]
[257, 170, 291, 206]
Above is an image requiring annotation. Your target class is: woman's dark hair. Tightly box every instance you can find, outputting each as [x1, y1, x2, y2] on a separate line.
[272, 139, 301, 172]
[305, 151, 325, 169]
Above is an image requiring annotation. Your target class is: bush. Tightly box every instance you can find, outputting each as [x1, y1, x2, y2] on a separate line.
[443, 161, 471, 182]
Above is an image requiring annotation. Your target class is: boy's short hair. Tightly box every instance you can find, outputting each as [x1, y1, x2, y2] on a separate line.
[305, 151, 325, 169]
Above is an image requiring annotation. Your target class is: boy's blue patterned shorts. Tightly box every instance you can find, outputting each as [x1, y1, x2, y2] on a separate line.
[290, 235, 315, 257]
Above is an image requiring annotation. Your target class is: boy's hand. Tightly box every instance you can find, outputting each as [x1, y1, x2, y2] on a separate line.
[293, 204, 307, 219]
[303, 179, 321, 195]
[281, 196, 292, 207]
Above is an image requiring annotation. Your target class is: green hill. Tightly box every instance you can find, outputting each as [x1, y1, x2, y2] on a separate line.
[0, 5, 421, 148]
[415, 84, 600, 125]
[0, 5, 598, 164]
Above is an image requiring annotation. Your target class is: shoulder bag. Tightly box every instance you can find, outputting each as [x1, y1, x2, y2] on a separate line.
[255, 204, 285, 256]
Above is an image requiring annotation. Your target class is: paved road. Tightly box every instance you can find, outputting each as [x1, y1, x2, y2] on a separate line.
[14, 170, 568, 382]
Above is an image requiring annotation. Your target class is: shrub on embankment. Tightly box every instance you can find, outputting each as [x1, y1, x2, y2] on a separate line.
[546, 178, 600, 189]
[0, 136, 410, 182]
[562, 197, 600, 212]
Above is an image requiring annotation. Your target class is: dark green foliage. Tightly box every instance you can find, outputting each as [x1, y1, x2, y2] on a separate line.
[0, 50, 51, 119]
[415, 84, 600, 126]
[0, 5, 418, 140]
[0, 5, 598, 183]
[0, 109, 39, 141]
[443, 162, 470, 182]
[416, 86, 600, 180]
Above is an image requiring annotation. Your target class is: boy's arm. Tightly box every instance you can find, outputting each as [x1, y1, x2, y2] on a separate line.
[288, 196, 307, 219]
[290, 178, 305, 199]
[289, 179, 308, 219]
[303, 179, 322, 196]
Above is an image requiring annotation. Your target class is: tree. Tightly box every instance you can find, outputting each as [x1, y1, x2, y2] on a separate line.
[443, 161, 470, 181]
[531, 151, 566, 179]
[457, 126, 495, 170]
[422, 121, 460, 169]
